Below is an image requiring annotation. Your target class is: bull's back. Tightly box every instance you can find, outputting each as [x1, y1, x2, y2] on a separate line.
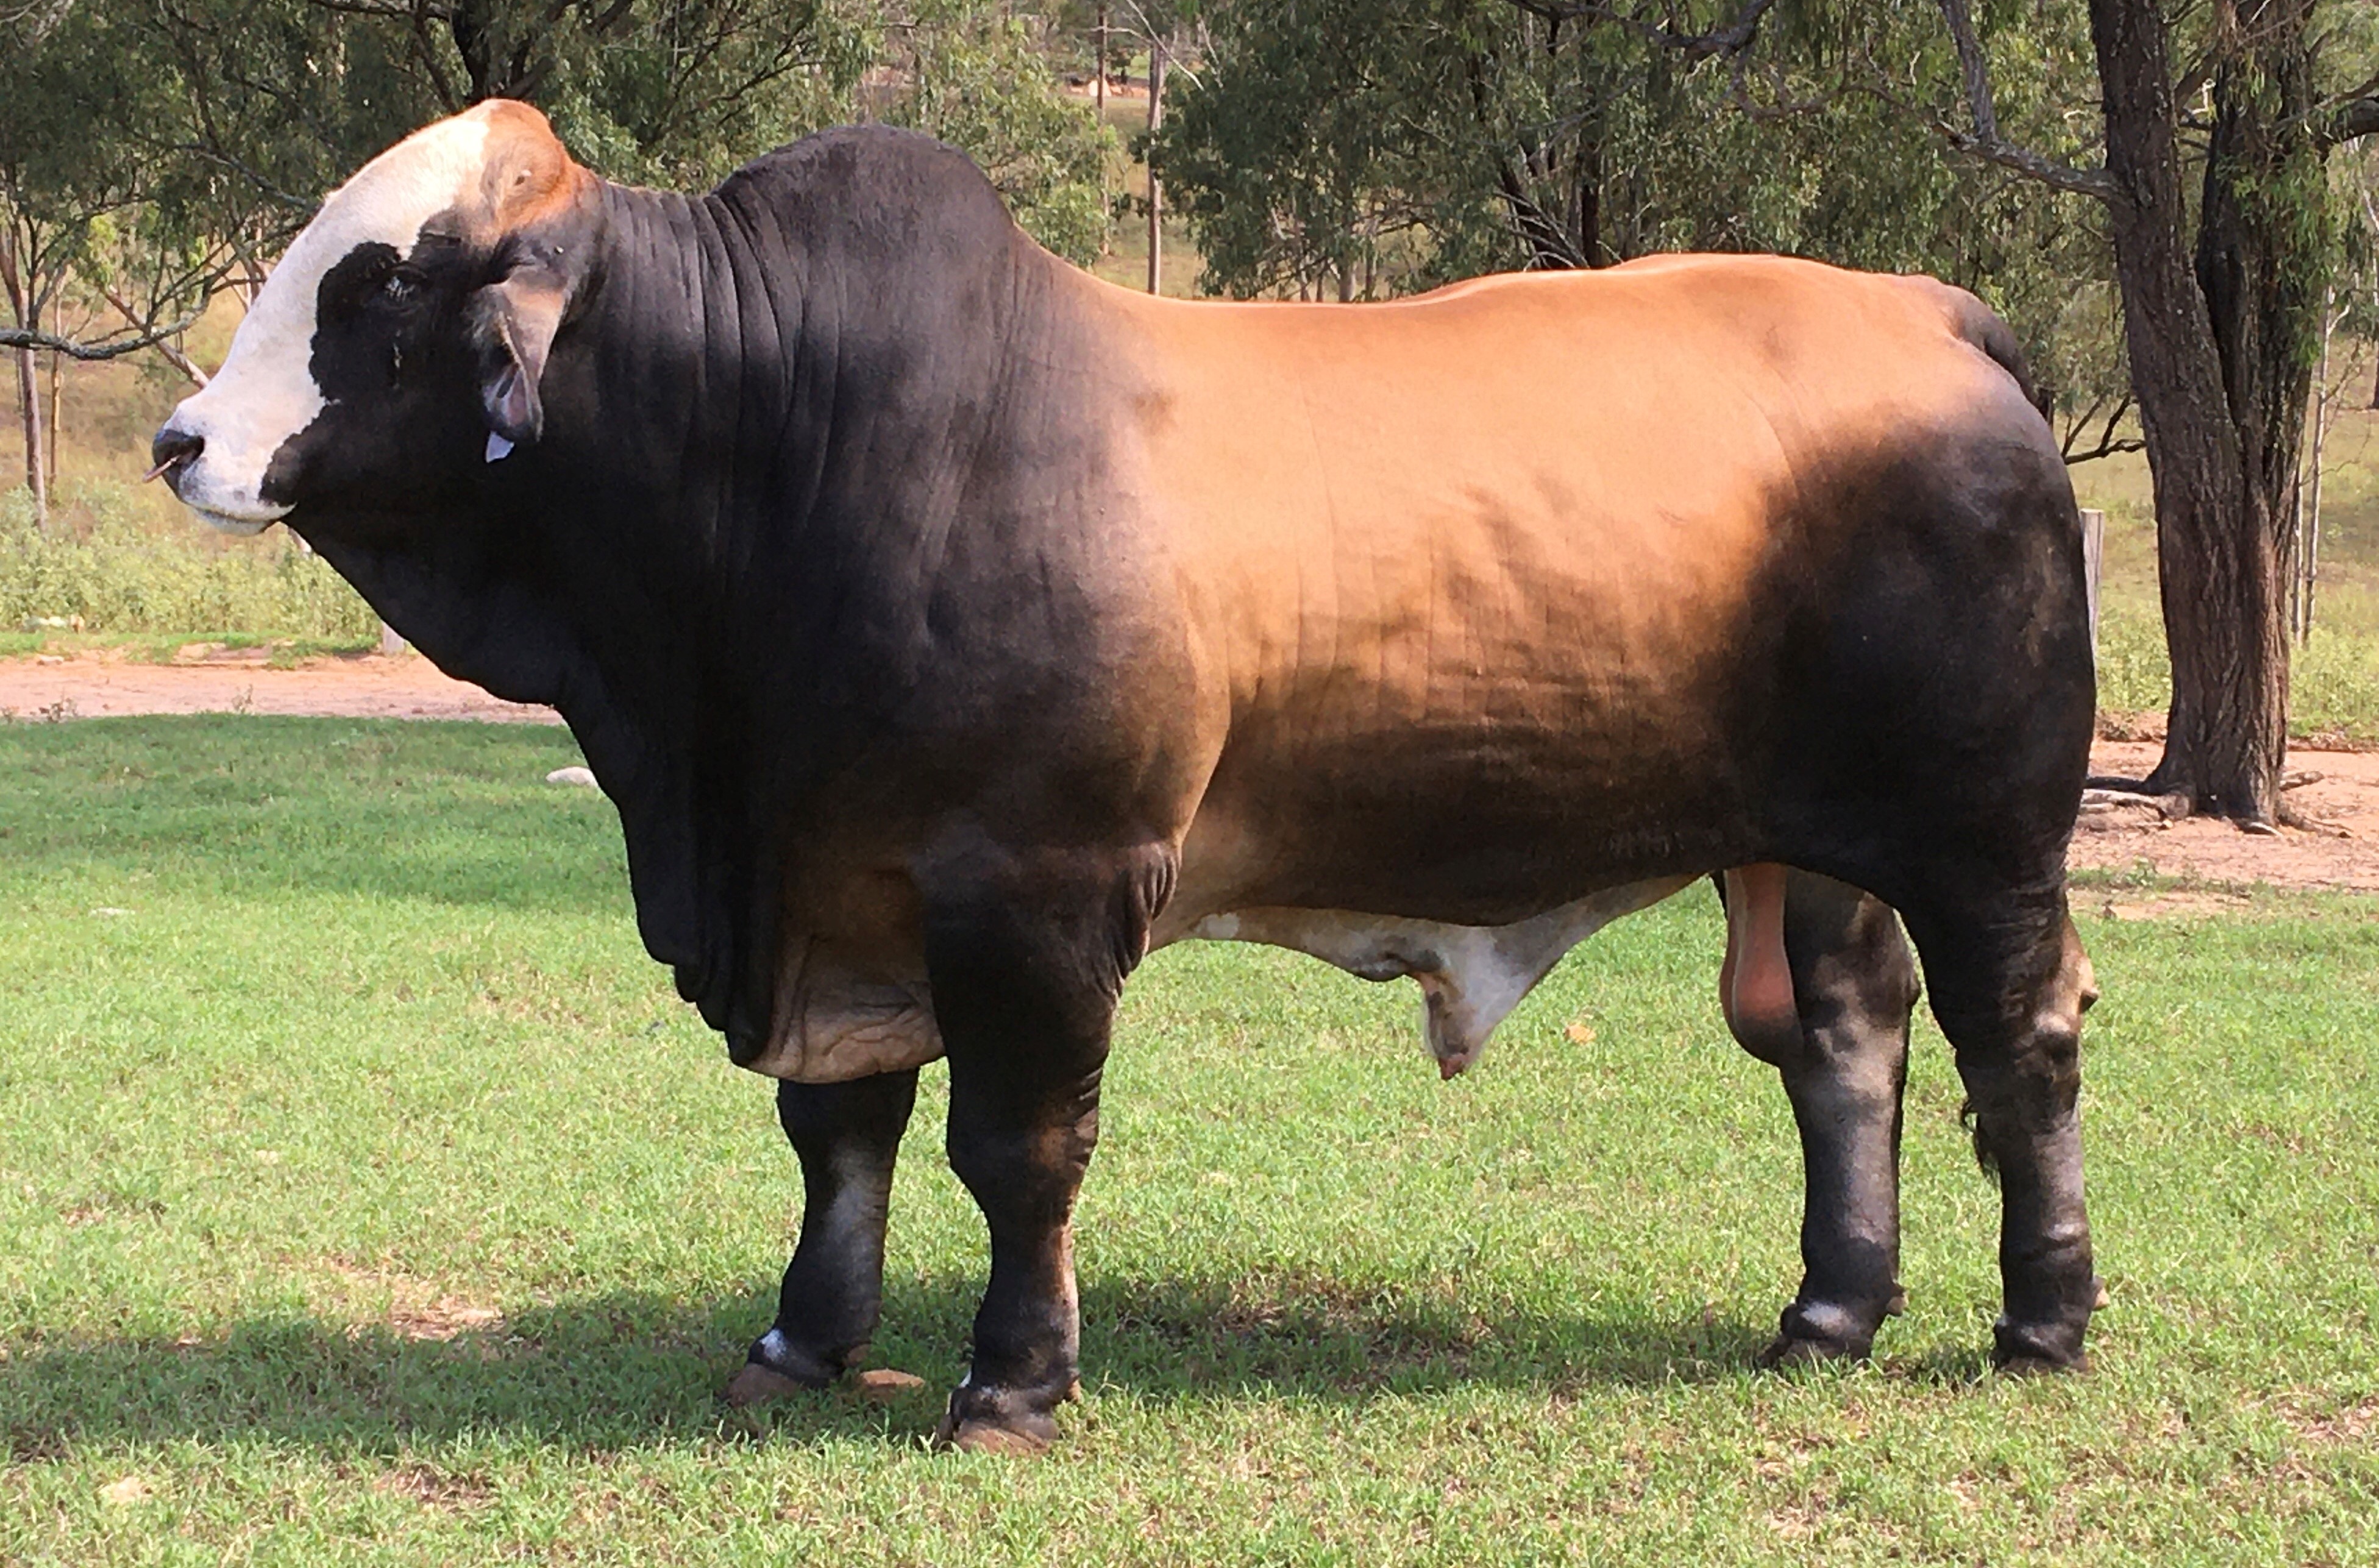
[1072, 256, 2081, 922]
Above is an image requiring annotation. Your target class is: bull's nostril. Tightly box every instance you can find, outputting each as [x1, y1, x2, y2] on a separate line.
[146, 427, 205, 491]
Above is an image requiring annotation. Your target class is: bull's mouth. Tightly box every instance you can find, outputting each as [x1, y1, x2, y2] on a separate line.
[187, 504, 288, 537]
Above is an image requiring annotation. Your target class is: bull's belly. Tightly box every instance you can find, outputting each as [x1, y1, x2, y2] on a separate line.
[740, 731, 1729, 1086]
[740, 875, 1693, 1086]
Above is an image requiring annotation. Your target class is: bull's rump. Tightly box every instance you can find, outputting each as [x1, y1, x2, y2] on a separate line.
[1103, 255, 2086, 925]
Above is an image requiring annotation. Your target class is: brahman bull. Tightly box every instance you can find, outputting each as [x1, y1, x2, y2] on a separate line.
[154, 102, 2100, 1453]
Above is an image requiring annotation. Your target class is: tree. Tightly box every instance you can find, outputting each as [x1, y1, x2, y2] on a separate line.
[1940, 0, 2379, 825]
[1153, 2, 2124, 433]
[2, 0, 1116, 513]
[2, 2, 229, 527]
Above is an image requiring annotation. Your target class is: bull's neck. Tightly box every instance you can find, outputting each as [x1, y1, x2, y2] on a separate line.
[551, 168, 1047, 601]
[546, 179, 811, 580]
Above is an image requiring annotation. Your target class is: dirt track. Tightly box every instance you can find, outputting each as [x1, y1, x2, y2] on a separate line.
[0, 648, 557, 725]
[4, 653, 2374, 895]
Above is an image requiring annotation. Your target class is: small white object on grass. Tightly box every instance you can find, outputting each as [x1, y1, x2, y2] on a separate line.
[546, 766, 598, 788]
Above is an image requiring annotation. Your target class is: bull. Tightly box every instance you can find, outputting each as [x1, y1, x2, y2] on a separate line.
[154, 102, 2100, 1453]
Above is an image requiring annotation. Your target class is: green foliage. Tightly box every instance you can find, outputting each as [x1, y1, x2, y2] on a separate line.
[882, 2, 1118, 265]
[5, 1, 1112, 346]
[1153, 2, 2122, 420]
[0, 484, 377, 640]
[3, 718, 2379, 1561]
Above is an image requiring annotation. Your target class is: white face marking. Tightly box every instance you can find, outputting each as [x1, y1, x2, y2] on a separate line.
[162, 112, 499, 531]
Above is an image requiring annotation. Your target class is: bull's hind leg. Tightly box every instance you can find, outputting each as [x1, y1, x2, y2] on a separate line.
[1905, 889, 2099, 1370]
[729, 1068, 920, 1402]
[1724, 871, 1920, 1364]
[921, 844, 1171, 1454]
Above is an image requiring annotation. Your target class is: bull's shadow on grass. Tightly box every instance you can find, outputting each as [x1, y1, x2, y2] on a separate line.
[1, 1272, 1780, 1456]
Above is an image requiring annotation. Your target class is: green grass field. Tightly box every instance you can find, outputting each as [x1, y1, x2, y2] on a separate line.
[3, 717, 2377, 1564]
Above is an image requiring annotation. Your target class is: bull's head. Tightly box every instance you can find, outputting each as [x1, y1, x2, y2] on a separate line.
[152, 101, 594, 534]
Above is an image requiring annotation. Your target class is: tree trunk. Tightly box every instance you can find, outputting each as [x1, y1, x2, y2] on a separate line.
[2088, 0, 2319, 826]
[1095, 5, 1108, 119]
[46, 296, 62, 493]
[14, 339, 45, 528]
[2298, 293, 2334, 643]
[1147, 40, 1166, 296]
[1, 224, 44, 529]
[2, 260, 45, 530]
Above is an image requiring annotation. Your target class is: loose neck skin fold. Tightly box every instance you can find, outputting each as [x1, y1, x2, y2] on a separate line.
[303, 128, 1065, 1060]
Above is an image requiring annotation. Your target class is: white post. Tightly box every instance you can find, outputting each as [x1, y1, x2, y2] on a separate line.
[2077, 507, 2104, 662]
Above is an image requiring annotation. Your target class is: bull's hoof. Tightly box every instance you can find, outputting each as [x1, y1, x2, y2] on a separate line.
[931, 1382, 1067, 1456]
[722, 1361, 820, 1407]
[1757, 1299, 1881, 1367]
[936, 1413, 1057, 1456]
[1757, 1332, 1862, 1368]
[1991, 1313, 2091, 1374]
[722, 1327, 845, 1405]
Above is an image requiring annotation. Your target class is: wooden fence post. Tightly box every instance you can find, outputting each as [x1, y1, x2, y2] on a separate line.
[2078, 507, 2104, 662]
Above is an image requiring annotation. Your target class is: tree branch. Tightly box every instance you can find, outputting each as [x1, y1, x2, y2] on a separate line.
[0, 309, 207, 361]
[1933, 0, 2122, 204]
[2321, 96, 2379, 148]
[100, 282, 208, 386]
[1503, 0, 1779, 63]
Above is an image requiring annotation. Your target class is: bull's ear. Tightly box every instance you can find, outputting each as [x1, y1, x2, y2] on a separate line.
[471, 266, 569, 449]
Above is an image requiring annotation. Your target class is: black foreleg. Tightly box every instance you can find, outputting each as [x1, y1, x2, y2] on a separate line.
[922, 844, 1170, 1453]
[728, 1068, 919, 1403]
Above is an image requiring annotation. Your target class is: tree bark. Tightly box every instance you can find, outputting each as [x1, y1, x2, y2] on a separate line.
[2088, 0, 2320, 825]
[2, 227, 46, 530]
[46, 295, 62, 492]
[1147, 39, 1166, 296]
[14, 339, 45, 528]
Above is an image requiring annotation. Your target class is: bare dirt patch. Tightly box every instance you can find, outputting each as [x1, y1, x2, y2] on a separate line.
[2071, 740, 2379, 894]
[0, 649, 557, 724]
[372, 1463, 496, 1511]
[311, 1258, 508, 1343]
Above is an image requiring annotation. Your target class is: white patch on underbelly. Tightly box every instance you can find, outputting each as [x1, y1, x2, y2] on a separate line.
[1185, 878, 1693, 1076]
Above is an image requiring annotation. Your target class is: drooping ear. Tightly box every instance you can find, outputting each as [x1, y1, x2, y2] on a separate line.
[470, 264, 570, 449]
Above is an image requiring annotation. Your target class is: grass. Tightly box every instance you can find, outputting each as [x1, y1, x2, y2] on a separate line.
[2, 717, 2377, 1563]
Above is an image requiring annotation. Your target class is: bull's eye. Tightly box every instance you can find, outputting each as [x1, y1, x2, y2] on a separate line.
[380, 269, 420, 306]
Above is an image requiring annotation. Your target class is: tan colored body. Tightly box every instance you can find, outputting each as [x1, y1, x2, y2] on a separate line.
[761, 255, 2035, 1082]
[1114, 257, 2016, 926]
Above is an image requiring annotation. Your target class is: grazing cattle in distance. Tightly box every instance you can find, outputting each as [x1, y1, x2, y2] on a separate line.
[154, 101, 2100, 1454]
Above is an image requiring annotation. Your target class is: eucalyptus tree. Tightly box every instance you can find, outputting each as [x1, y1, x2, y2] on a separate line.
[1152, 1, 2116, 425]
[1, 1, 229, 523]
[1940, 0, 2379, 825]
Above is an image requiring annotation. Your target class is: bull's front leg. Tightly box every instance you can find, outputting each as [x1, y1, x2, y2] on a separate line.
[920, 845, 1168, 1454]
[728, 1069, 919, 1402]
